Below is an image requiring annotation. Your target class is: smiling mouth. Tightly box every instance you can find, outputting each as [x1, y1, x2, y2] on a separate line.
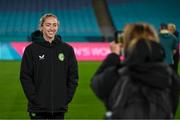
[48, 32, 55, 34]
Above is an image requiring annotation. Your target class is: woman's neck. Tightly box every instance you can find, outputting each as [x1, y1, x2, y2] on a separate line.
[43, 35, 54, 43]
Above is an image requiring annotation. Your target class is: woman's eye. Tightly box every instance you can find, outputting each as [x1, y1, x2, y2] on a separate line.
[53, 24, 57, 27]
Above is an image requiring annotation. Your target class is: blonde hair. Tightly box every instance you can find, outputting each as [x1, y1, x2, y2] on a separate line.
[168, 23, 176, 30]
[123, 23, 159, 53]
[39, 13, 60, 31]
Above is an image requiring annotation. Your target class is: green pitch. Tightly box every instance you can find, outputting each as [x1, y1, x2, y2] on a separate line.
[0, 61, 179, 119]
[0, 61, 105, 119]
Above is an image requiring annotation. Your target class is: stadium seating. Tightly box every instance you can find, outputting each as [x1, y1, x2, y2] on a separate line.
[0, 0, 102, 42]
[1, 0, 180, 42]
[106, 0, 180, 31]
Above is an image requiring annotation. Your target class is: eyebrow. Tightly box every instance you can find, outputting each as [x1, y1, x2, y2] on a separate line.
[45, 23, 58, 25]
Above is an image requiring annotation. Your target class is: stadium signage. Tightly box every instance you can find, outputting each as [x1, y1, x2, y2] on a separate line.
[10, 42, 111, 61]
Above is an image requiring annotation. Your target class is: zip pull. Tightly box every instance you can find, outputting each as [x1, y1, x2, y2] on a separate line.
[49, 42, 52, 47]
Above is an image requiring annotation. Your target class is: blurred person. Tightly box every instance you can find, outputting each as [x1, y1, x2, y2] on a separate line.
[168, 23, 179, 73]
[159, 23, 178, 70]
[168, 23, 179, 38]
[91, 23, 180, 119]
[20, 13, 78, 119]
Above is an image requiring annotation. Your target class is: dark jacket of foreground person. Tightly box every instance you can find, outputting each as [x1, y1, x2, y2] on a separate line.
[91, 40, 180, 119]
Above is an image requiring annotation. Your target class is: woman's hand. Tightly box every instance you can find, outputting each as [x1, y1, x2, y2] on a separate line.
[110, 41, 123, 55]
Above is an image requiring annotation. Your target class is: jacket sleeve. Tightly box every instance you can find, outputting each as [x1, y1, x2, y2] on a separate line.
[66, 47, 78, 104]
[170, 71, 180, 114]
[20, 47, 37, 104]
[91, 67, 118, 103]
[173, 36, 179, 50]
[91, 53, 120, 106]
[94, 53, 120, 75]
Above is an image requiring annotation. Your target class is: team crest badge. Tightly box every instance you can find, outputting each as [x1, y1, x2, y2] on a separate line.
[58, 53, 64, 61]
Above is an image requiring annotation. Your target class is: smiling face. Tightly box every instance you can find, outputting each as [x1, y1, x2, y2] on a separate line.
[40, 16, 59, 42]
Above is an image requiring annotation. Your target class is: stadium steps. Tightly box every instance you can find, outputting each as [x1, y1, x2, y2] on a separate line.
[92, 0, 116, 42]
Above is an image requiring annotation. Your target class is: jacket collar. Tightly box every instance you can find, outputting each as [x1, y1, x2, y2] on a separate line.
[31, 30, 62, 47]
[160, 30, 169, 34]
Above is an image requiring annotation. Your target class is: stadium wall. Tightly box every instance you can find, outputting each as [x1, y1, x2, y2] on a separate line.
[0, 42, 111, 61]
[0, 42, 180, 61]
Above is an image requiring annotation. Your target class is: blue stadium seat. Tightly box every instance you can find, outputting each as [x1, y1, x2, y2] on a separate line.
[0, 0, 102, 42]
[106, 0, 180, 31]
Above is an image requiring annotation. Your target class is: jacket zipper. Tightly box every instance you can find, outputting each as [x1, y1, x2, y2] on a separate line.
[50, 43, 54, 115]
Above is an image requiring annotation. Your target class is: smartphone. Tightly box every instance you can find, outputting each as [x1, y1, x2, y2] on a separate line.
[115, 31, 125, 61]
[115, 31, 124, 44]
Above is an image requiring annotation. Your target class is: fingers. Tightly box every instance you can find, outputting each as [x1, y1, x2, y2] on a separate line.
[110, 41, 123, 55]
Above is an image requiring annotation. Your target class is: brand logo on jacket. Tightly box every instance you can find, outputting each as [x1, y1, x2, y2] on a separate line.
[58, 53, 64, 61]
[39, 54, 45, 60]
[30, 112, 36, 117]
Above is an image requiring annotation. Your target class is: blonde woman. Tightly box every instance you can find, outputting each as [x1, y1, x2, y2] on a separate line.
[91, 23, 180, 119]
[123, 23, 163, 65]
[20, 13, 78, 119]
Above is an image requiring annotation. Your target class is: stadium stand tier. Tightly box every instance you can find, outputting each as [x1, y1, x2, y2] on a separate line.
[106, 0, 180, 31]
[1, 0, 180, 42]
[0, 0, 102, 42]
